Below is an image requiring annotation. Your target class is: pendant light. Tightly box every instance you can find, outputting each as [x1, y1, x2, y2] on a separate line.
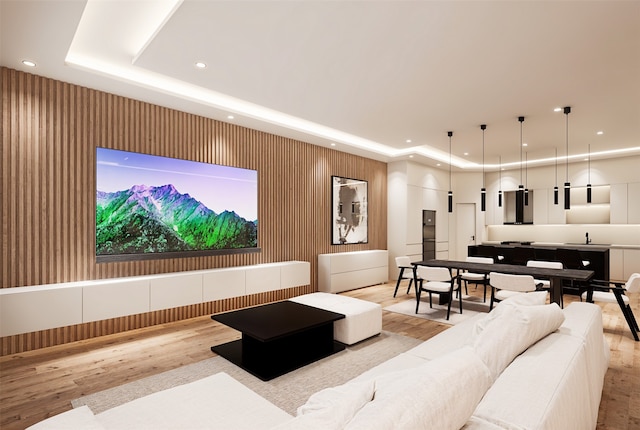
[587, 144, 592, 203]
[516, 116, 525, 221]
[554, 148, 559, 205]
[448, 131, 453, 213]
[564, 106, 571, 210]
[524, 151, 529, 206]
[498, 156, 503, 207]
[480, 124, 487, 212]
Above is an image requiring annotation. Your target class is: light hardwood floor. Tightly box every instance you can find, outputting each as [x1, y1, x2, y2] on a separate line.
[1, 282, 638, 429]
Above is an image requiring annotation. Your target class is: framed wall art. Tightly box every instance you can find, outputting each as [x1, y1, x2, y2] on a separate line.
[331, 176, 368, 244]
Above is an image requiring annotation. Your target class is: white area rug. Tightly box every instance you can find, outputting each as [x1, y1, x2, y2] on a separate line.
[72, 331, 421, 416]
[384, 294, 490, 325]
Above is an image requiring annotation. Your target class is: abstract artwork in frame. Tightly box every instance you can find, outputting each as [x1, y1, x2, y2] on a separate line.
[332, 176, 368, 245]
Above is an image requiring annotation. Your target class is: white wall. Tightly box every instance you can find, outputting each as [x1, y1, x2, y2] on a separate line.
[483, 155, 640, 225]
[387, 161, 451, 280]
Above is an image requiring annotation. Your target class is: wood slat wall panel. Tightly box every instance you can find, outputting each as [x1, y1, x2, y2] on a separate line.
[1, 67, 387, 355]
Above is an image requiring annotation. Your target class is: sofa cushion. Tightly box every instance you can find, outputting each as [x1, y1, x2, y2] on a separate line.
[271, 380, 375, 430]
[472, 333, 593, 430]
[344, 346, 492, 430]
[470, 291, 548, 339]
[26, 406, 105, 430]
[472, 303, 565, 380]
[96, 372, 292, 430]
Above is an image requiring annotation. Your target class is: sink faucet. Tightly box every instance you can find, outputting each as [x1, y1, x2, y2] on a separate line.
[585, 232, 591, 245]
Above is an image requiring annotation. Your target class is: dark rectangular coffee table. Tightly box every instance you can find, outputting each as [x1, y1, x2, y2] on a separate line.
[211, 301, 345, 381]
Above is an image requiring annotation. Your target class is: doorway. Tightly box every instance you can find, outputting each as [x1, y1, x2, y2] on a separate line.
[455, 203, 476, 260]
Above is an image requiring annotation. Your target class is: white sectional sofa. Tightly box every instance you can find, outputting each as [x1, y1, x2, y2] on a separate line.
[28, 295, 609, 430]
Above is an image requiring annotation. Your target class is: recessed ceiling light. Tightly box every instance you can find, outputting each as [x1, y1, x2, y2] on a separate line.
[227, 115, 234, 120]
[195, 62, 207, 69]
[437, 163, 441, 166]
[330, 142, 336, 147]
[22, 60, 36, 67]
[463, 152, 469, 156]
[597, 131, 604, 135]
[522, 143, 528, 147]
[406, 139, 412, 143]
[409, 155, 414, 158]
[554, 107, 562, 112]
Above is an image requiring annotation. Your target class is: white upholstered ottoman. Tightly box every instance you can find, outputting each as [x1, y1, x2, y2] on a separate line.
[289, 292, 382, 345]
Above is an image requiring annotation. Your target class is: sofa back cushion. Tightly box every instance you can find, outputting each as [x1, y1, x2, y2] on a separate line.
[472, 302, 565, 381]
[344, 346, 492, 430]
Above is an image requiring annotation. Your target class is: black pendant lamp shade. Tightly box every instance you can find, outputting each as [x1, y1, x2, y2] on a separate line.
[480, 124, 486, 212]
[587, 144, 592, 203]
[564, 107, 571, 210]
[448, 131, 453, 213]
[554, 148, 559, 205]
[516, 116, 525, 222]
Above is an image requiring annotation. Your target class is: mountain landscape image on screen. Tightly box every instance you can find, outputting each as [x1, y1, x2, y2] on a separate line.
[96, 184, 257, 255]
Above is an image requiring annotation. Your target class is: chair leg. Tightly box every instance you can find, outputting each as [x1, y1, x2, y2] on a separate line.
[393, 268, 405, 297]
[428, 292, 433, 308]
[626, 305, 639, 332]
[482, 280, 487, 303]
[446, 289, 453, 320]
[613, 291, 639, 341]
[415, 282, 422, 314]
[489, 287, 495, 311]
[405, 278, 413, 295]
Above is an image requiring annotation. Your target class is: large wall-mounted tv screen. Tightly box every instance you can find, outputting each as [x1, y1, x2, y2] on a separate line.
[96, 148, 258, 262]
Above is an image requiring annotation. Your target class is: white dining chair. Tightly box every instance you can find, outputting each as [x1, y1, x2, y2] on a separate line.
[393, 256, 414, 297]
[415, 266, 461, 320]
[460, 256, 494, 302]
[526, 260, 564, 306]
[489, 272, 540, 311]
[583, 273, 640, 341]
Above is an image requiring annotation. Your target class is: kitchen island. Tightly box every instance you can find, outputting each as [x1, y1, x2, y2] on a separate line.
[468, 242, 609, 294]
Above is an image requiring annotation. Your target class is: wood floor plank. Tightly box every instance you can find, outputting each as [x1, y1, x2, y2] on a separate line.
[0, 282, 638, 430]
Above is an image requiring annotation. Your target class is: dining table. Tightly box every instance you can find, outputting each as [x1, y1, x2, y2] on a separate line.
[412, 259, 595, 306]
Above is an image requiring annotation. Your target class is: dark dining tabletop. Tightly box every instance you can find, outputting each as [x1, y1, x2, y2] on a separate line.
[412, 259, 594, 306]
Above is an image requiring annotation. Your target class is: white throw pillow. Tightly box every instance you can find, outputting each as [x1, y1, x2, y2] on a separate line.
[344, 346, 493, 430]
[470, 291, 548, 338]
[271, 380, 375, 430]
[472, 303, 565, 381]
[500, 290, 548, 306]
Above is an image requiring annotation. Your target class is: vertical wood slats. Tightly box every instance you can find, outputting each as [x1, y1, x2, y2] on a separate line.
[1, 67, 387, 355]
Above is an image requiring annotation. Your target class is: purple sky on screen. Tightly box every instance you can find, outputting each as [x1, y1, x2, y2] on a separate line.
[96, 148, 257, 221]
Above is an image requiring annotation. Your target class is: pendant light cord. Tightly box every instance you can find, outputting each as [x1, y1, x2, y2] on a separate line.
[565, 108, 570, 181]
[555, 147, 558, 186]
[588, 144, 591, 183]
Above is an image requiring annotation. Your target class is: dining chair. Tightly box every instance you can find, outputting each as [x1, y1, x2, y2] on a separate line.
[489, 272, 540, 311]
[583, 273, 640, 341]
[526, 260, 564, 306]
[460, 256, 494, 302]
[393, 256, 414, 297]
[415, 266, 461, 320]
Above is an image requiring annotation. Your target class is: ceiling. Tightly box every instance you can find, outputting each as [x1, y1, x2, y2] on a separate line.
[2, 0, 639, 171]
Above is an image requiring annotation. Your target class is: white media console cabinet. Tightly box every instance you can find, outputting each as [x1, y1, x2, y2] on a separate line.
[0, 261, 310, 337]
[318, 250, 389, 293]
